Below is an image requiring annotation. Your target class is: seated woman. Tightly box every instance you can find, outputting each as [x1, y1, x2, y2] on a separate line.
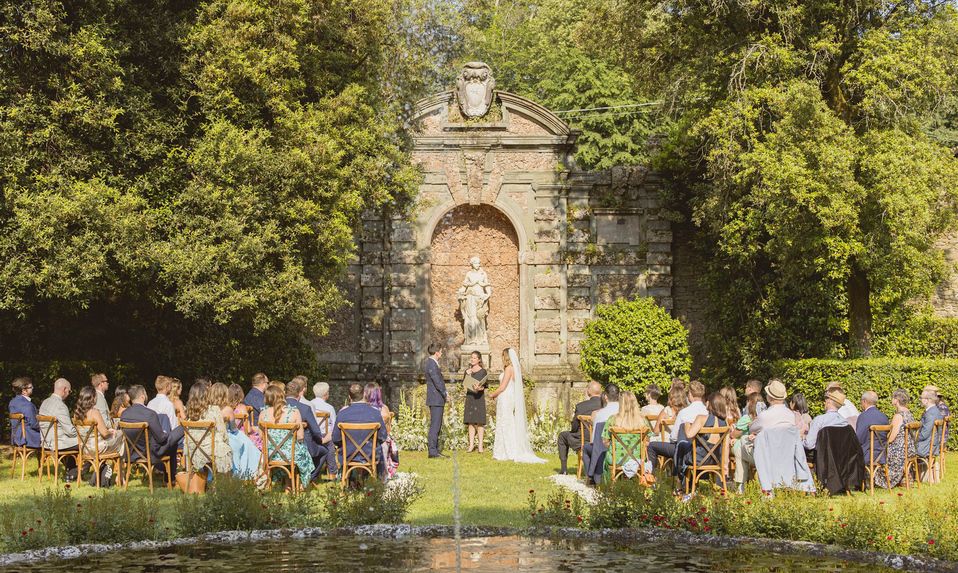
[732, 392, 761, 491]
[654, 386, 688, 442]
[601, 391, 651, 483]
[260, 383, 314, 490]
[679, 392, 729, 492]
[202, 383, 234, 475]
[788, 392, 812, 437]
[211, 382, 260, 479]
[875, 389, 916, 489]
[110, 386, 131, 424]
[178, 381, 228, 494]
[73, 385, 123, 487]
[365, 383, 398, 479]
[170, 378, 186, 422]
[228, 383, 262, 450]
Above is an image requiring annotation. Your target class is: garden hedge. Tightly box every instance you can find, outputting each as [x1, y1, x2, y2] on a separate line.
[773, 357, 957, 446]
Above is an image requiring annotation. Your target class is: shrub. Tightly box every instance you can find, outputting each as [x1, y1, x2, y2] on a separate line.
[527, 489, 585, 528]
[324, 477, 423, 527]
[0, 486, 162, 551]
[873, 313, 958, 359]
[174, 475, 304, 535]
[773, 357, 957, 447]
[580, 298, 691, 393]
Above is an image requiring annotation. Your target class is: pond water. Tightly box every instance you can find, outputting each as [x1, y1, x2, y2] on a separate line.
[4, 535, 896, 573]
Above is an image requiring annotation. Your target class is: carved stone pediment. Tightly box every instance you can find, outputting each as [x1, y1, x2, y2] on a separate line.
[456, 62, 496, 119]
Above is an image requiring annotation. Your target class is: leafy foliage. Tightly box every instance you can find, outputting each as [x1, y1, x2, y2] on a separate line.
[580, 298, 691, 392]
[324, 477, 423, 527]
[583, 0, 958, 377]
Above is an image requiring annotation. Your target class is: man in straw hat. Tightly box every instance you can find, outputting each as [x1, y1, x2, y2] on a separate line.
[733, 378, 798, 491]
[804, 386, 850, 451]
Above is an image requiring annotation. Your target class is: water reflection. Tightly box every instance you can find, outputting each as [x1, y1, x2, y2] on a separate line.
[2, 536, 896, 573]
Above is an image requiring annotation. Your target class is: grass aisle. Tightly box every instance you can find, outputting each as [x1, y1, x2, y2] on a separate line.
[402, 451, 563, 526]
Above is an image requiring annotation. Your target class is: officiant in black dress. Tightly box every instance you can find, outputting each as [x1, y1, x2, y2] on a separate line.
[463, 350, 488, 453]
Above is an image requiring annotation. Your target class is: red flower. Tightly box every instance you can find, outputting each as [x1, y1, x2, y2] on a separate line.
[577, 516, 583, 523]
[703, 517, 710, 523]
[745, 500, 752, 505]
[529, 489, 535, 494]
[21, 531, 27, 536]
[897, 493, 903, 497]
[840, 524, 847, 528]
[64, 484, 70, 490]
[887, 535, 893, 540]
[929, 540, 936, 545]
[28, 528, 33, 533]
[878, 501, 885, 505]
[330, 500, 337, 506]
[365, 491, 373, 497]
[829, 507, 834, 512]
[704, 526, 712, 533]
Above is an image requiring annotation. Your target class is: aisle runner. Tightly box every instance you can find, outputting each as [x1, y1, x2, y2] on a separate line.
[548, 474, 598, 504]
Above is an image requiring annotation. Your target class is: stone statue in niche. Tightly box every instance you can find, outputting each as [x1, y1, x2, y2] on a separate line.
[457, 256, 492, 350]
[456, 62, 496, 119]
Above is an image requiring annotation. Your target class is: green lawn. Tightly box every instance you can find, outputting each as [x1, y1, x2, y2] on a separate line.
[0, 449, 954, 530]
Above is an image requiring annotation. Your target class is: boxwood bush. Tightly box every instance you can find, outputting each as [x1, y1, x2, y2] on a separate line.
[580, 297, 691, 393]
[773, 358, 956, 446]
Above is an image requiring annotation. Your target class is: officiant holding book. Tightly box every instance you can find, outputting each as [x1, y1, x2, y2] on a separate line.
[462, 350, 488, 453]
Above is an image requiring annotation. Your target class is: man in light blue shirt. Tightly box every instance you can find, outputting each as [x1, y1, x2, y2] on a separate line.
[305, 381, 337, 436]
[804, 388, 849, 451]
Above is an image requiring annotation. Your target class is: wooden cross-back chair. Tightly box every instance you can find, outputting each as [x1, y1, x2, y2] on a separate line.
[338, 422, 380, 486]
[608, 427, 649, 482]
[181, 420, 217, 482]
[37, 415, 79, 483]
[686, 425, 730, 495]
[645, 414, 666, 441]
[903, 421, 922, 489]
[866, 424, 891, 494]
[234, 410, 251, 437]
[575, 414, 594, 479]
[923, 419, 946, 484]
[9, 413, 40, 480]
[73, 419, 121, 488]
[657, 417, 676, 472]
[260, 421, 301, 493]
[383, 411, 395, 435]
[314, 411, 331, 436]
[117, 421, 172, 493]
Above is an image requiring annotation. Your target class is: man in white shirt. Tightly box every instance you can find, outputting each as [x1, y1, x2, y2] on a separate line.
[647, 380, 708, 470]
[91, 373, 112, 429]
[304, 381, 336, 435]
[735, 378, 796, 490]
[591, 385, 621, 431]
[146, 375, 178, 432]
[38, 378, 79, 481]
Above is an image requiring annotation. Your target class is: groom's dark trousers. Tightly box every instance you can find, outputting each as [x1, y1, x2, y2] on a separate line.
[424, 356, 448, 457]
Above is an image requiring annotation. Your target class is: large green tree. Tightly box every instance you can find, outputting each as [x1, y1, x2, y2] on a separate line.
[587, 0, 958, 374]
[0, 0, 424, 380]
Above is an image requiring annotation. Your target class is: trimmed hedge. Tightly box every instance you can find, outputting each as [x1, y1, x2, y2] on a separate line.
[773, 358, 956, 446]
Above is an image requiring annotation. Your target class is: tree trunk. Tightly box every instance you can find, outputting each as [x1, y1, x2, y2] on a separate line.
[848, 265, 872, 358]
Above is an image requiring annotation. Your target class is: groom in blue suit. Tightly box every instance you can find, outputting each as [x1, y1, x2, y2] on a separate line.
[424, 343, 448, 458]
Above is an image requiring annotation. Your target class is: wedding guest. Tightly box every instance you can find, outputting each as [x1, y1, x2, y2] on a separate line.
[647, 381, 708, 471]
[91, 373, 112, 429]
[210, 382, 260, 478]
[731, 392, 762, 491]
[261, 384, 313, 490]
[110, 387, 130, 421]
[557, 380, 602, 475]
[788, 392, 812, 436]
[735, 379, 798, 489]
[9, 377, 41, 449]
[923, 385, 950, 418]
[287, 377, 334, 481]
[204, 383, 236, 474]
[73, 385, 123, 486]
[600, 391, 650, 482]
[654, 386, 689, 443]
[917, 389, 945, 458]
[333, 383, 388, 480]
[874, 389, 916, 488]
[640, 384, 664, 418]
[366, 383, 399, 478]
[228, 383, 262, 449]
[170, 378, 186, 421]
[591, 384, 621, 430]
[120, 384, 184, 482]
[856, 390, 889, 459]
[719, 386, 739, 425]
[39, 378, 80, 481]
[580, 384, 619, 483]
[743, 379, 767, 417]
[804, 387, 849, 451]
[147, 375, 179, 433]
[826, 382, 859, 419]
[679, 392, 729, 491]
[244, 372, 269, 425]
[307, 382, 336, 435]
[462, 351, 489, 453]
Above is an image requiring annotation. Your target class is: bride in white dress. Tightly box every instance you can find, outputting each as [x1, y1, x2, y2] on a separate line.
[488, 348, 545, 463]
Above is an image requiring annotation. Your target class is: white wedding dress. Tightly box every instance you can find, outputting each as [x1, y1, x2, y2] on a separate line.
[493, 349, 545, 463]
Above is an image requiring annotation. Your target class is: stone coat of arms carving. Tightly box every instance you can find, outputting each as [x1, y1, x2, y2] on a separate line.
[456, 62, 496, 119]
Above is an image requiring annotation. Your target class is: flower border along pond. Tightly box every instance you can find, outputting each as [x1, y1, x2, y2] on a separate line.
[0, 525, 955, 572]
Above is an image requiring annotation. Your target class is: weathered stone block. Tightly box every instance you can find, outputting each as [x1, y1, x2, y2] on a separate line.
[647, 273, 672, 288]
[530, 250, 561, 265]
[567, 338, 582, 354]
[535, 338, 563, 354]
[391, 226, 415, 242]
[389, 338, 418, 354]
[568, 273, 592, 288]
[648, 287, 672, 298]
[648, 241, 671, 252]
[534, 272, 561, 288]
[534, 288, 561, 310]
[389, 289, 418, 309]
[568, 316, 589, 332]
[647, 252, 672, 265]
[361, 337, 383, 353]
[536, 353, 562, 365]
[534, 207, 558, 220]
[569, 295, 591, 310]
[391, 309, 419, 331]
[390, 251, 426, 265]
[535, 318, 561, 332]
[360, 268, 383, 286]
[648, 229, 672, 243]
[362, 293, 383, 309]
[362, 310, 385, 331]
[536, 227, 560, 242]
[390, 268, 417, 287]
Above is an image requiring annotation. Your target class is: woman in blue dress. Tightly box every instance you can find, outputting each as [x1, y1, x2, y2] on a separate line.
[209, 382, 261, 479]
[260, 384, 314, 490]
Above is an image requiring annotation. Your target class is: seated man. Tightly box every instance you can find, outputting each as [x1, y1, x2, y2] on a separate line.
[582, 384, 619, 483]
[147, 375, 179, 433]
[828, 381, 859, 420]
[556, 381, 603, 475]
[38, 378, 79, 481]
[244, 372, 269, 425]
[120, 385, 185, 480]
[306, 381, 336, 435]
[736, 378, 796, 491]
[647, 380, 708, 472]
[286, 376, 335, 481]
[332, 383, 388, 480]
[855, 390, 889, 460]
[9, 376, 41, 449]
[804, 387, 849, 452]
[917, 389, 945, 458]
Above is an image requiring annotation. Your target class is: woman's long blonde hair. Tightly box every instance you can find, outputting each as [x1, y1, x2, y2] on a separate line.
[501, 348, 512, 368]
[614, 391, 648, 431]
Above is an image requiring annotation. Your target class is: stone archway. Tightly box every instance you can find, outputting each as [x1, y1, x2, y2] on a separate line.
[429, 204, 520, 370]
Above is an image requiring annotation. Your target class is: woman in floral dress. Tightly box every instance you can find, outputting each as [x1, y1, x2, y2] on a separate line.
[260, 383, 314, 490]
[875, 389, 916, 489]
